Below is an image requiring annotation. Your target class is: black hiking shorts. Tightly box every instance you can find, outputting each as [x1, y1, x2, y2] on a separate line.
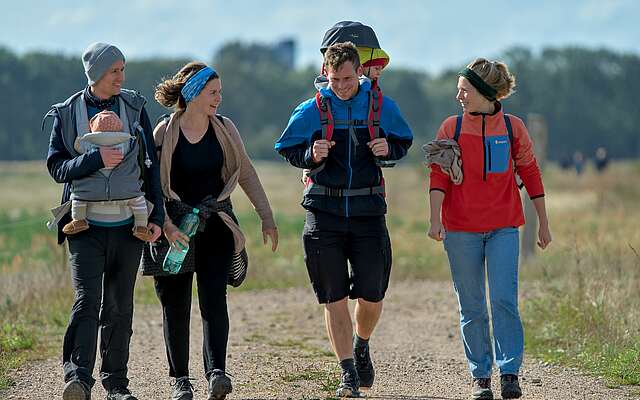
[302, 210, 392, 304]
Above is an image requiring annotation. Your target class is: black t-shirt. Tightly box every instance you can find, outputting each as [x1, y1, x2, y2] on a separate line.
[170, 123, 224, 207]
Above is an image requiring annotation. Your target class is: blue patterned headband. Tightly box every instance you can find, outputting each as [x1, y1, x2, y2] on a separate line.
[181, 66, 217, 103]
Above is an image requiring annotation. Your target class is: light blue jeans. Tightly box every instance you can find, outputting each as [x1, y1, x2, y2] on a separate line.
[443, 227, 523, 378]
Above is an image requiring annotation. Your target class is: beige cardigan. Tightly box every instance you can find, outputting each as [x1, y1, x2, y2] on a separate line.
[153, 111, 276, 253]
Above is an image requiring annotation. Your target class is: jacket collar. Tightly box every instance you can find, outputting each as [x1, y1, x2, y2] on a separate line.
[465, 101, 503, 121]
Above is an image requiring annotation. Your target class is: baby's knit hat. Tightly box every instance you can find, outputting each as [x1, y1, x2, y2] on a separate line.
[89, 111, 124, 132]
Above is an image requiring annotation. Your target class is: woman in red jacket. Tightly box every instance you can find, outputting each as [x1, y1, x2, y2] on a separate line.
[427, 58, 552, 400]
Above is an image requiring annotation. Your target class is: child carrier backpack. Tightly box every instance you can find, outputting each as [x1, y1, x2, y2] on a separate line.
[304, 90, 386, 198]
[320, 21, 381, 54]
[316, 21, 394, 168]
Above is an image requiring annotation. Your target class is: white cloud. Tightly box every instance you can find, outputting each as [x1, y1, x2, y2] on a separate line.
[47, 7, 96, 28]
[578, 0, 634, 22]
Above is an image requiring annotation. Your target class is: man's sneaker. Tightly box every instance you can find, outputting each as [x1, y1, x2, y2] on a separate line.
[471, 378, 493, 400]
[336, 368, 360, 398]
[171, 377, 194, 400]
[208, 369, 232, 400]
[106, 387, 137, 400]
[63, 379, 91, 400]
[500, 374, 522, 399]
[354, 342, 374, 389]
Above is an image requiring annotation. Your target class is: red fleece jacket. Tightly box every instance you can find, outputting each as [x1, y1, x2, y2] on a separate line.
[429, 107, 544, 232]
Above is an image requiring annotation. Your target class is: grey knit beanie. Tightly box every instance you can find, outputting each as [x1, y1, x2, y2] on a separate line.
[82, 42, 125, 85]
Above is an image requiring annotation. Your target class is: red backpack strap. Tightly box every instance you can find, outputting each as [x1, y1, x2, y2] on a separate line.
[367, 85, 383, 140]
[315, 92, 334, 141]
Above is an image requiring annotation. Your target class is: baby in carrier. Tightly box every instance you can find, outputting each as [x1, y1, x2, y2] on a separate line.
[63, 110, 152, 241]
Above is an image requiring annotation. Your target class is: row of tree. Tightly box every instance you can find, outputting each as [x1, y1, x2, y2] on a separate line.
[0, 43, 638, 161]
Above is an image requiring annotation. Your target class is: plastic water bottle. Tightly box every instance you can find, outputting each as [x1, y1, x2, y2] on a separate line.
[163, 208, 200, 274]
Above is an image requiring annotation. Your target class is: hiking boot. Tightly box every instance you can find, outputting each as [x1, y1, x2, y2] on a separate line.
[63, 219, 89, 235]
[500, 374, 522, 399]
[105, 387, 137, 400]
[336, 368, 360, 398]
[354, 341, 374, 389]
[171, 377, 194, 400]
[207, 369, 232, 400]
[63, 379, 91, 400]
[471, 378, 493, 400]
[132, 225, 153, 242]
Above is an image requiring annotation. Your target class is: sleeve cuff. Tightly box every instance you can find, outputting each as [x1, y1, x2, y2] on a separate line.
[87, 149, 105, 169]
[148, 215, 164, 227]
[304, 145, 321, 169]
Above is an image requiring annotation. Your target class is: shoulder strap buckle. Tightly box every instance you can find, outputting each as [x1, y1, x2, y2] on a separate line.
[315, 92, 334, 141]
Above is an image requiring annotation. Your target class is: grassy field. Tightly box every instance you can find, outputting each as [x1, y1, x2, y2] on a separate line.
[519, 162, 640, 387]
[0, 160, 639, 390]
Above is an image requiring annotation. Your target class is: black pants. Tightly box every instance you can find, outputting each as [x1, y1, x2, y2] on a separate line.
[154, 215, 234, 378]
[303, 210, 392, 304]
[63, 223, 143, 390]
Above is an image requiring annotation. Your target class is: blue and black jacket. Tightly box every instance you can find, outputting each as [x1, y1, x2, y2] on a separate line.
[275, 80, 412, 217]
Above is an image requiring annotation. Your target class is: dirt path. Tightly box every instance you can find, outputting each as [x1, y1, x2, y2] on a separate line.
[3, 280, 638, 399]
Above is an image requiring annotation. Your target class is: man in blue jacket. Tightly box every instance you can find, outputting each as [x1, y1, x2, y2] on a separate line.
[45, 42, 164, 400]
[275, 42, 412, 397]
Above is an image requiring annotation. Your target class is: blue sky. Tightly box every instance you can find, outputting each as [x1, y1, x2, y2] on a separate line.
[2, 0, 638, 73]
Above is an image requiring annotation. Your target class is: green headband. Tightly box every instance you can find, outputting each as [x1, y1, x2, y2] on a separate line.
[458, 67, 498, 101]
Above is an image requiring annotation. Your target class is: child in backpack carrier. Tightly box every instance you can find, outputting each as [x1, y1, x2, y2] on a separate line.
[313, 42, 390, 95]
[303, 34, 391, 184]
[63, 110, 153, 241]
[356, 46, 390, 84]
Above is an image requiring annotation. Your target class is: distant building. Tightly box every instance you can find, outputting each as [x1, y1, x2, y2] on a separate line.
[272, 39, 296, 70]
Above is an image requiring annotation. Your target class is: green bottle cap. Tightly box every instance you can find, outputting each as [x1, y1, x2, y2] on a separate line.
[192, 208, 200, 215]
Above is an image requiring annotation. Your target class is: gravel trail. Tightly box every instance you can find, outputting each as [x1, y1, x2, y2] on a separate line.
[3, 280, 638, 399]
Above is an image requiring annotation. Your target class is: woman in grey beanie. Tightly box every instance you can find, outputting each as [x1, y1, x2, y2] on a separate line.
[45, 41, 164, 400]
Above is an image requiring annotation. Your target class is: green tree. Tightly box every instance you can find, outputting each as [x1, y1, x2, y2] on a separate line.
[0, 44, 637, 161]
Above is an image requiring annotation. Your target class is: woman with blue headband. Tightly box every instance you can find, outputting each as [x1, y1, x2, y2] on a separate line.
[425, 58, 552, 400]
[149, 62, 278, 400]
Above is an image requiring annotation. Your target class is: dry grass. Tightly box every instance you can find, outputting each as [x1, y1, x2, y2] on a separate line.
[0, 162, 59, 212]
[520, 162, 640, 385]
[0, 160, 639, 388]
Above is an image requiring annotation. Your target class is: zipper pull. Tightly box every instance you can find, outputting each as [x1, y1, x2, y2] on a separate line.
[350, 126, 359, 145]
